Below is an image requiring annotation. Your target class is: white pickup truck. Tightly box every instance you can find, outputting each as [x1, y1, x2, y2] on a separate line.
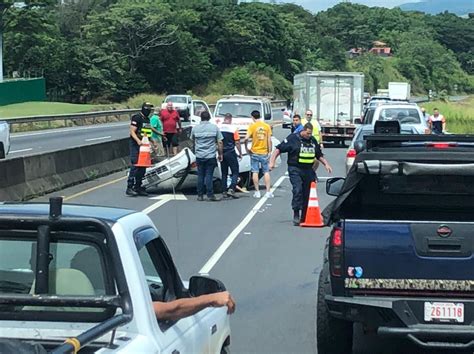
[0, 198, 231, 353]
[0, 121, 10, 159]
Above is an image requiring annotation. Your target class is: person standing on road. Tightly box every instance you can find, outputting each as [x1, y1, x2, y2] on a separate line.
[302, 110, 324, 170]
[244, 110, 273, 199]
[150, 107, 166, 158]
[220, 113, 242, 199]
[269, 123, 333, 226]
[291, 114, 304, 134]
[160, 101, 182, 156]
[421, 107, 430, 123]
[429, 108, 446, 135]
[126, 102, 153, 197]
[191, 111, 224, 202]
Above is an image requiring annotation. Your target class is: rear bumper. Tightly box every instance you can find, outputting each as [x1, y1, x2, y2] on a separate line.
[326, 295, 474, 350]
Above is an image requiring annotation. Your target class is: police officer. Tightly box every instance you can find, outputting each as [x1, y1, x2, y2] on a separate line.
[269, 123, 333, 226]
[126, 102, 153, 197]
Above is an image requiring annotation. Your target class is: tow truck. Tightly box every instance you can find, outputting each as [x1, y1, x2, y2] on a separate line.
[0, 198, 231, 353]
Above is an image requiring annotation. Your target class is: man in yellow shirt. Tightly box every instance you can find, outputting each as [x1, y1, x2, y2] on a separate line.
[302, 110, 323, 170]
[244, 110, 273, 198]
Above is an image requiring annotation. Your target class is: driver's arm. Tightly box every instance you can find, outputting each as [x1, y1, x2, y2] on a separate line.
[153, 292, 236, 321]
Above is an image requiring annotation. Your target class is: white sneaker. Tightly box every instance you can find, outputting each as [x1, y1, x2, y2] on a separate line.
[253, 191, 261, 198]
[265, 191, 274, 198]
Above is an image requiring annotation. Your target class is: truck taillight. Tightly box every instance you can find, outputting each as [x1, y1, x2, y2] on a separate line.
[329, 227, 343, 277]
[426, 142, 458, 149]
[346, 149, 356, 158]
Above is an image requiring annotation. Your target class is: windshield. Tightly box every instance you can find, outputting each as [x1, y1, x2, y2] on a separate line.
[215, 102, 262, 118]
[378, 108, 421, 124]
[167, 96, 187, 104]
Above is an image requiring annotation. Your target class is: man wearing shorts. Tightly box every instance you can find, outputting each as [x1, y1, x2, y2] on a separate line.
[160, 101, 182, 156]
[244, 110, 273, 199]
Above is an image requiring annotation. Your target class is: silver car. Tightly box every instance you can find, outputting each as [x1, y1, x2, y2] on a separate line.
[371, 104, 429, 134]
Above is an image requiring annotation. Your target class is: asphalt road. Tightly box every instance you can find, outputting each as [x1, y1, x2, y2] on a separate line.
[8, 121, 129, 158]
[33, 127, 456, 353]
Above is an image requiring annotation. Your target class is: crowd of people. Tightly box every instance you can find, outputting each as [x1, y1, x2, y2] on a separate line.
[126, 101, 332, 226]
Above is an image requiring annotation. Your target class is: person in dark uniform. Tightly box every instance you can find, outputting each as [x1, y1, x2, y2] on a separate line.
[220, 113, 242, 199]
[126, 102, 153, 197]
[269, 123, 333, 226]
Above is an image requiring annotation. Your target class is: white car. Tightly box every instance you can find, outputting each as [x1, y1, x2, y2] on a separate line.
[212, 95, 276, 138]
[0, 121, 10, 159]
[163, 94, 193, 120]
[370, 104, 429, 135]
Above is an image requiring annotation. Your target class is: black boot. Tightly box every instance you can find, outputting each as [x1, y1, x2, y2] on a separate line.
[293, 210, 300, 226]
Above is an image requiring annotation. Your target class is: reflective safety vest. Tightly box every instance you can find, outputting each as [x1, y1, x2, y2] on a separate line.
[298, 139, 317, 165]
[141, 122, 152, 138]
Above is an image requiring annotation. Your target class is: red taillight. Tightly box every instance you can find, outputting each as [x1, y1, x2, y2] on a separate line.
[346, 149, 356, 158]
[329, 227, 343, 277]
[426, 142, 457, 149]
[331, 228, 343, 246]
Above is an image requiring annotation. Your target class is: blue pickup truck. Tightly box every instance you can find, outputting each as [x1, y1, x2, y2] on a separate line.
[317, 134, 474, 353]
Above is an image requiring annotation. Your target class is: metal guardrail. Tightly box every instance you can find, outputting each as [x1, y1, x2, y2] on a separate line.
[2, 99, 288, 128]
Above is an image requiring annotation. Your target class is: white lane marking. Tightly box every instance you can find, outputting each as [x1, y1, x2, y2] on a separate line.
[85, 135, 111, 142]
[11, 122, 129, 138]
[199, 175, 288, 275]
[143, 194, 187, 214]
[9, 148, 33, 154]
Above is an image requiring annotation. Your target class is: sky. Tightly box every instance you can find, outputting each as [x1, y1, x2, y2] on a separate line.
[243, 0, 422, 13]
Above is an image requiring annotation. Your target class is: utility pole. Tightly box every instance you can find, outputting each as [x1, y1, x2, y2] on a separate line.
[0, 3, 11, 83]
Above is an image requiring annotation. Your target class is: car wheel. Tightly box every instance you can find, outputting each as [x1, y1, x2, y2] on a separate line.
[316, 265, 353, 354]
[0, 144, 5, 159]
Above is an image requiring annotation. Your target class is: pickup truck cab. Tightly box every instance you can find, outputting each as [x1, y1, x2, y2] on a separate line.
[0, 121, 10, 159]
[371, 103, 429, 134]
[0, 198, 231, 353]
[163, 94, 193, 121]
[212, 95, 276, 138]
[318, 134, 474, 353]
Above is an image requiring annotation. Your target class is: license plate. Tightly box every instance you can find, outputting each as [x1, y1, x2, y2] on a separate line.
[424, 302, 464, 323]
[330, 129, 339, 133]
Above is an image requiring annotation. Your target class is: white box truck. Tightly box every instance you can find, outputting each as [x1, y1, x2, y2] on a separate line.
[388, 82, 411, 101]
[293, 71, 364, 145]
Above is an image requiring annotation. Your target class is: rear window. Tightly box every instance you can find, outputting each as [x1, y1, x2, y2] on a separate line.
[215, 102, 262, 118]
[167, 96, 187, 103]
[0, 232, 112, 319]
[378, 108, 421, 124]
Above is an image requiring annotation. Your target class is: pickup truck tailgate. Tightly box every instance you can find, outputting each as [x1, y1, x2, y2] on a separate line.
[344, 221, 474, 295]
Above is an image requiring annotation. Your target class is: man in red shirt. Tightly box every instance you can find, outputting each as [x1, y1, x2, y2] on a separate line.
[160, 101, 182, 156]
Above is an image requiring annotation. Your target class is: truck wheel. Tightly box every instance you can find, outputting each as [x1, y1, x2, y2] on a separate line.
[0, 144, 4, 159]
[316, 266, 353, 354]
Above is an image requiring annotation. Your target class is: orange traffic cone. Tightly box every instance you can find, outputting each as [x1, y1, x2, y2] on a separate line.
[135, 135, 153, 167]
[300, 181, 324, 227]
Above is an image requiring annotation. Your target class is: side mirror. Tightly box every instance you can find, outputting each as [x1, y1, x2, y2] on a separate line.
[189, 276, 226, 297]
[264, 113, 272, 120]
[354, 118, 362, 125]
[354, 140, 366, 154]
[326, 177, 345, 197]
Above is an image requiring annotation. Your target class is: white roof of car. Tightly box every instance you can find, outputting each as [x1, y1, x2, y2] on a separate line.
[217, 95, 270, 103]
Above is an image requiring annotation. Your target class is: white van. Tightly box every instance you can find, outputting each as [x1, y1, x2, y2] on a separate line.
[212, 95, 275, 137]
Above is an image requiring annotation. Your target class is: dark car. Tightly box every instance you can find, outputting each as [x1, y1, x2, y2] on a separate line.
[318, 134, 474, 353]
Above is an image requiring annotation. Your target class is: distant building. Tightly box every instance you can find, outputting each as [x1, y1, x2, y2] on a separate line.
[347, 41, 392, 58]
[369, 41, 392, 57]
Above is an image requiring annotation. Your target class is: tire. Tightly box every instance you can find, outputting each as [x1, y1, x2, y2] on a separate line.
[0, 144, 4, 159]
[316, 265, 353, 354]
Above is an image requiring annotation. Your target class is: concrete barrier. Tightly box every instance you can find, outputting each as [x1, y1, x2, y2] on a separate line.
[0, 127, 192, 201]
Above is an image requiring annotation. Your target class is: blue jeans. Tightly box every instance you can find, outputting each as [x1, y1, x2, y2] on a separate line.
[250, 153, 269, 173]
[196, 157, 217, 197]
[221, 151, 239, 191]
